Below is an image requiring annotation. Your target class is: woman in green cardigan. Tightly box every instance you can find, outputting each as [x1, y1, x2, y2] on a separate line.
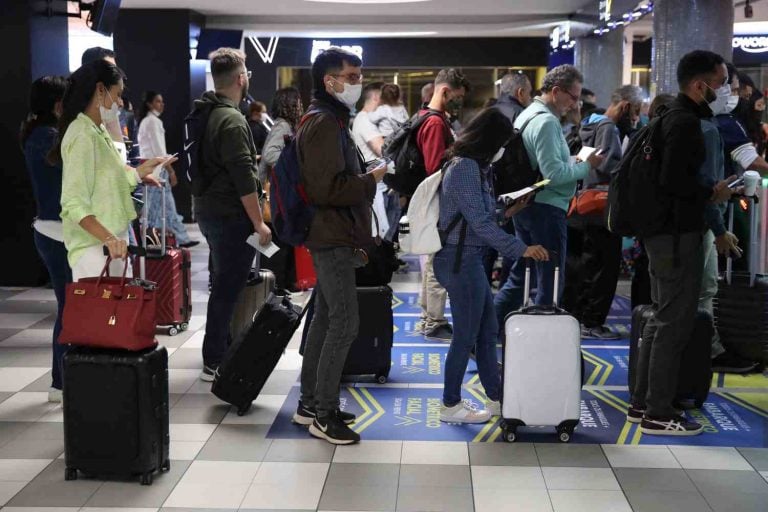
[49, 60, 172, 280]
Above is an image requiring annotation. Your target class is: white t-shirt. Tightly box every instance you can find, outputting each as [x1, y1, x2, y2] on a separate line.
[351, 110, 382, 163]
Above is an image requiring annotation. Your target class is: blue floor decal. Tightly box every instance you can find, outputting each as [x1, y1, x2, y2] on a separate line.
[268, 386, 768, 446]
[342, 346, 477, 385]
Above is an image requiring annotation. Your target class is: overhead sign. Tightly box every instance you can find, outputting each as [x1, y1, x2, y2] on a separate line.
[248, 36, 279, 64]
[600, 0, 613, 22]
[550, 22, 572, 51]
[733, 35, 768, 54]
[310, 40, 364, 63]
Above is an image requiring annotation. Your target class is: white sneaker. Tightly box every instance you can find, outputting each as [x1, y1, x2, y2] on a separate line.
[48, 388, 62, 403]
[486, 400, 501, 417]
[440, 400, 491, 424]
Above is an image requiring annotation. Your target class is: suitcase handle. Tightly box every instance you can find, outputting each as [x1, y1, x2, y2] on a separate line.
[102, 245, 147, 257]
[523, 251, 560, 308]
[725, 196, 760, 287]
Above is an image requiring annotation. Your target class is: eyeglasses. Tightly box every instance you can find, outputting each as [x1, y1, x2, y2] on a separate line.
[241, 70, 252, 79]
[331, 73, 364, 84]
[561, 88, 580, 103]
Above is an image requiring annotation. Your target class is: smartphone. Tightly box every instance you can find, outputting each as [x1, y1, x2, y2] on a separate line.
[728, 177, 745, 189]
[366, 157, 391, 172]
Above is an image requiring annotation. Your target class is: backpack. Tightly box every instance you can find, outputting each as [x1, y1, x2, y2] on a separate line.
[606, 109, 679, 237]
[382, 110, 449, 197]
[492, 111, 546, 195]
[270, 106, 346, 246]
[184, 102, 225, 197]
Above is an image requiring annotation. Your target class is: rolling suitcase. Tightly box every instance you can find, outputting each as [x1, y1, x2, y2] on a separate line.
[501, 264, 581, 443]
[229, 269, 275, 343]
[298, 286, 394, 383]
[141, 184, 193, 336]
[628, 305, 713, 408]
[714, 197, 768, 365]
[62, 345, 170, 485]
[294, 245, 317, 290]
[212, 293, 304, 416]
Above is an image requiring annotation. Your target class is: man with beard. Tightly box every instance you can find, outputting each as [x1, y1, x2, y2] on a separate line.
[192, 47, 272, 382]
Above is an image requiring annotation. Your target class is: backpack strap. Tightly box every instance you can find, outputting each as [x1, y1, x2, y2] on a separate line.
[516, 110, 547, 134]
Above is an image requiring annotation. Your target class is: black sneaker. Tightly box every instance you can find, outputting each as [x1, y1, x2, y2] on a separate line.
[627, 404, 685, 423]
[309, 414, 360, 445]
[712, 352, 759, 374]
[425, 323, 453, 342]
[179, 240, 201, 248]
[581, 325, 621, 340]
[640, 415, 704, 436]
[292, 401, 355, 426]
[200, 365, 218, 382]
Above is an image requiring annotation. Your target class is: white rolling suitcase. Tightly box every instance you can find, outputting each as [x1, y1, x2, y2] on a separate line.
[501, 264, 582, 443]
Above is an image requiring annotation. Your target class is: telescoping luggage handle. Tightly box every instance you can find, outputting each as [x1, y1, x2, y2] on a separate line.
[725, 195, 760, 287]
[523, 251, 560, 309]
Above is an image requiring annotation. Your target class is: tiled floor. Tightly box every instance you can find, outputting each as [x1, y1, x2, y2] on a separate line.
[0, 225, 767, 511]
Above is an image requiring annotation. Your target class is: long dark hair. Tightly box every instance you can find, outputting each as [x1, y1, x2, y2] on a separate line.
[48, 60, 123, 165]
[138, 90, 160, 124]
[446, 108, 512, 163]
[20, 75, 67, 146]
[271, 87, 303, 129]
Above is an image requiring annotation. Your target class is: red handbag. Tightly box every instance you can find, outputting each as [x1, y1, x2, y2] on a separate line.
[59, 257, 157, 351]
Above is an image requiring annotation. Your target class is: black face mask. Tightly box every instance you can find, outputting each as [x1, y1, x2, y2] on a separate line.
[701, 84, 718, 106]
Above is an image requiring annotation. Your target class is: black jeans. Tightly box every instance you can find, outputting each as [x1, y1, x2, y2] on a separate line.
[630, 231, 705, 418]
[33, 230, 72, 390]
[564, 225, 622, 328]
[300, 247, 361, 415]
[197, 211, 257, 367]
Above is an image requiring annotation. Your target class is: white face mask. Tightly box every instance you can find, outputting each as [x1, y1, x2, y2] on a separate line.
[709, 83, 731, 115]
[491, 147, 505, 163]
[331, 78, 363, 109]
[725, 94, 740, 114]
[99, 89, 120, 126]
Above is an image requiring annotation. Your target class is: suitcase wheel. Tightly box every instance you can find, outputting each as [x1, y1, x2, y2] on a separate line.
[64, 468, 77, 481]
[503, 427, 517, 443]
[376, 374, 388, 384]
[140, 472, 153, 486]
[556, 421, 577, 443]
[161, 461, 171, 473]
[558, 431, 572, 443]
[180, 323, 189, 331]
[167, 326, 179, 336]
[237, 404, 252, 416]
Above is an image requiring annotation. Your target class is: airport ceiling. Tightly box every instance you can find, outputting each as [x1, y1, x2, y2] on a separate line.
[120, 0, 766, 37]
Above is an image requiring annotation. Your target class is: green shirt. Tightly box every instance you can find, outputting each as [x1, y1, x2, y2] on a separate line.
[60, 113, 138, 266]
[514, 98, 591, 212]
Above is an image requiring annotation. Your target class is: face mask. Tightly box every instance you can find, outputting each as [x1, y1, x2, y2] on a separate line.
[446, 94, 463, 111]
[725, 95, 740, 114]
[708, 84, 731, 115]
[331, 78, 362, 109]
[491, 147, 505, 163]
[99, 89, 120, 126]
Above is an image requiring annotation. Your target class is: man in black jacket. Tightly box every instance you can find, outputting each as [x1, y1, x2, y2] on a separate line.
[193, 48, 272, 382]
[496, 72, 532, 124]
[629, 50, 734, 436]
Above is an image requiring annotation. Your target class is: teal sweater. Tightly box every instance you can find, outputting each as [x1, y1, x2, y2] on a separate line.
[514, 98, 591, 212]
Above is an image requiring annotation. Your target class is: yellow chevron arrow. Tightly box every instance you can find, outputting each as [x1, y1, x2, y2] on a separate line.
[395, 415, 421, 426]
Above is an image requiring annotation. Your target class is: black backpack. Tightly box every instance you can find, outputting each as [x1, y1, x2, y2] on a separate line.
[184, 102, 224, 197]
[382, 109, 449, 197]
[492, 111, 546, 195]
[606, 108, 679, 237]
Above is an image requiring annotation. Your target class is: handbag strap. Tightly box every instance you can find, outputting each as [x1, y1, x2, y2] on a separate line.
[95, 256, 130, 289]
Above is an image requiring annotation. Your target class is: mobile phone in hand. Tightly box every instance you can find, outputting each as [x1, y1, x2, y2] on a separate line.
[366, 157, 391, 172]
[727, 177, 745, 189]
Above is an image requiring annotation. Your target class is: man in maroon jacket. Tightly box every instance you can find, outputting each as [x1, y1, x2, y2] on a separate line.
[415, 69, 470, 341]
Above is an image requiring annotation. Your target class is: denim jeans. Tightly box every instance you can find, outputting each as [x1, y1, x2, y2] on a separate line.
[434, 244, 501, 407]
[494, 203, 568, 330]
[33, 230, 72, 390]
[698, 230, 725, 358]
[300, 247, 361, 414]
[197, 211, 257, 367]
[630, 231, 705, 418]
[146, 179, 192, 245]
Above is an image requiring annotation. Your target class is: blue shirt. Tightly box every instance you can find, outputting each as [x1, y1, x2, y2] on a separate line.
[438, 156, 527, 260]
[23, 125, 62, 221]
[715, 114, 752, 177]
[699, 118, 726, 236]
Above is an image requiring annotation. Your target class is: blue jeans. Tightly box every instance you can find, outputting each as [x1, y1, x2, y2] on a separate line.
[197, 211, 257, 367]
[434, 244, 501, 406]
[146, 179, 192, 245]
[494, 203, 568, 330]
[33, 230, 72, 390]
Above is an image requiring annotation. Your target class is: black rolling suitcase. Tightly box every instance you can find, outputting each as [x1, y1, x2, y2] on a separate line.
[62, 345, 170, 485]
[715, 197, 768, 365]
[213, 293, 304, 416]
[229, 269, 276, 343]
[299, 286, 393, 383]
[628, 305, 713, 407]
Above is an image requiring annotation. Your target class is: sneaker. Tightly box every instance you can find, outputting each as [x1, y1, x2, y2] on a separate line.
[581, 325, 621, 340]
[179, 240, 201, 248]
[425, 323, 453, 342]
[200, 365, 218, 382]
[440, 400, 492, 424]
[48, 388, 62, 404]
[486, 399, 501, 417]
[627, 404, 684, 423]
[640, 415, 704, 436]
[309, 414, 360, 445]
[292, 401, 356, 426]
[414, 320, 426, 334]
[712, 352, 759, 374]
